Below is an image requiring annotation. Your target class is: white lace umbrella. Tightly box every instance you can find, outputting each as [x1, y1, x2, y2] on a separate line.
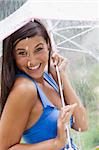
[0, 0, 99, 41]
[0, 1, 99, 149]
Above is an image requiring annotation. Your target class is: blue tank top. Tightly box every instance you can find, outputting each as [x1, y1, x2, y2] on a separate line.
[16, 72, 78, 150]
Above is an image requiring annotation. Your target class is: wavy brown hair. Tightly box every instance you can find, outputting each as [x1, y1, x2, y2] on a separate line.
[0, 19, 52, 116]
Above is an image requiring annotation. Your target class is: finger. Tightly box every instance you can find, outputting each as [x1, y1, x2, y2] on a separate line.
[61, 109, 72, 120]
[61, 105, 71, 118]
[51, 52, 59, 58]
[69, 103, 78, 113]
[62, 112, 72, 122]
[63, 103, 77, 110]
[61, 112, 71, 125]
[71, 103, 78, 108]
[58, 58, 68, 71]
[61, 104, 74, 112]
[61, 110, 71, 122]
[61, 103, 77, 118]
[51, 53, 63, 66]
[51, 56, 59, 66]
[62, 113, 71, 124]
[58, 57, 64, 66]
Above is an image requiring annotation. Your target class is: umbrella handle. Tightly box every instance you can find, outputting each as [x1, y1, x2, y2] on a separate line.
[55, 65, 73, 150]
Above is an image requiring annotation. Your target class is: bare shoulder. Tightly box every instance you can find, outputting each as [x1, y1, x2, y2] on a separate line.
[2, 76, 38, 118]
[12, 76, 37, 104]
[14, 76, 37, 92]
[3, 76, 38, 116]
[0, 77, 37, 149]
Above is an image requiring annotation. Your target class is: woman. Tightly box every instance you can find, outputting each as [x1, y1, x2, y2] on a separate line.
[0, 19, 88, 150]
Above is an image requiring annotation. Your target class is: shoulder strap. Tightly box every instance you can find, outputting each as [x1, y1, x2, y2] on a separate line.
[15, 73, 55, 108]
[44, 72, 59, 93]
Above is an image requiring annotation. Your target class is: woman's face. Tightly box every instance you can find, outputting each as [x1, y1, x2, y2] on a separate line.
[14, 35, 49, 80]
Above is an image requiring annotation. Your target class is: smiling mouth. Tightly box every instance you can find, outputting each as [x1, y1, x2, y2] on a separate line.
[27, 63, 41, 71]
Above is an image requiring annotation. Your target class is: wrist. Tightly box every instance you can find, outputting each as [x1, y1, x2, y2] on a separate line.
[53, 138, 64, 150]
[60, 69, 66, 76]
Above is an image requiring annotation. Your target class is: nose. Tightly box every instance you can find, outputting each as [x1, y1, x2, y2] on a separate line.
[27, 52, 36, 66]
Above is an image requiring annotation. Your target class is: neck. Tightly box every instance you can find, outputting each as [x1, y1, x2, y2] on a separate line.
[35, 74, 45, 85]
[36, 78, 44, 84]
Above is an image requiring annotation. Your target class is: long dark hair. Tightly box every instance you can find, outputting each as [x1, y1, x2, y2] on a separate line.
[0, 19, 52, 116]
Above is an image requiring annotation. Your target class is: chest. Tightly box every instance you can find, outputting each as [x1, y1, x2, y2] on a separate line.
[25, 82, 62, 130]
[44, 88, 61, 108]
[39, 81, 62, 109]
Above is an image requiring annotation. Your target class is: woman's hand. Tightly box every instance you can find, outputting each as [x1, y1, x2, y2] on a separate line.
[50, 52, 68, 81]
[55, 103, 77, 149]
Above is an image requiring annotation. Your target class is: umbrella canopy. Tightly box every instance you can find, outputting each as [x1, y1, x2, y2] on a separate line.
[0, 1, 99, 149]
[0, 0, 99, 41]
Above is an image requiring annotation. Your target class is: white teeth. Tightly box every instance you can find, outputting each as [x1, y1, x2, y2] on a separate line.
[29, 64, 40, 70]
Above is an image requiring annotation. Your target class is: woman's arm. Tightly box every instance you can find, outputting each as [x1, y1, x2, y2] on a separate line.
[0, 80, 37, 150]
[7, 104, 76, 150]
[60, 71, 88, 131]
[0, 78, 70, 150]
[50, 52, 88, 131]
[7, 140, 59, 150]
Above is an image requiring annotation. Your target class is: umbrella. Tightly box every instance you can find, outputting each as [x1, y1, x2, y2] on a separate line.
[0, 1, 99, 149]
[0, 0, 99, 41]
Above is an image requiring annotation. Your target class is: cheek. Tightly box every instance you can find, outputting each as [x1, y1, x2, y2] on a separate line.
[15, 57, 27, 67]
[39, 51, 49, 63]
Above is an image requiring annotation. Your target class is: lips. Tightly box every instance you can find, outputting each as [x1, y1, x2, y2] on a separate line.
[27, 63, 41, 71]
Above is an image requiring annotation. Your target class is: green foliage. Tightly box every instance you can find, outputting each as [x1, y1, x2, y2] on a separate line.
[70, 61, 99, 150]
[81, 127, 99, 150]
[88, 63, 99, 88]
[73, 80, 97, 110]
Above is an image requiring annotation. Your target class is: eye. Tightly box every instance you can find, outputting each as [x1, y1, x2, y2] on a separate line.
[35, 47, 43, 52]
[16, 51, 27, 56]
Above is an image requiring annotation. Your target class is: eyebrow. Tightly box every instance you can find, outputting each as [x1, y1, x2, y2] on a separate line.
[15, 43, 44, 51]
[15, 48, 26, 51]
[34, 43, 44, 48]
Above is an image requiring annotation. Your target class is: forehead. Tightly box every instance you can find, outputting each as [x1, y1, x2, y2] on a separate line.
[15, 35, 46, 49]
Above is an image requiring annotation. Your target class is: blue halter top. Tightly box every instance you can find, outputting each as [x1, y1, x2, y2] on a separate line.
[16, 72, 78, 150]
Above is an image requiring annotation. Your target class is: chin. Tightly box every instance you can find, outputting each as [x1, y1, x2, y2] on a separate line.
[26, 70, 44, 81]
